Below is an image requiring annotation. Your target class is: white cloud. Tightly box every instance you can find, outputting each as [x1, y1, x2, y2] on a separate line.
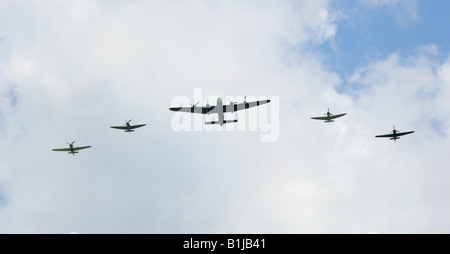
[0, 0, 344, 234]
[0, 0, 449, 234]
[346, 45, 449, 134]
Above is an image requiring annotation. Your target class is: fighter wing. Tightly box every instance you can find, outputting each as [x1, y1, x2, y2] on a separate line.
[169, 106, 215, 114]
[396, 131, 415, 136]
[73, 146, 92, 151]
[129, 124, 146, 129]
[110, 126, 128, 130]
[375, 133, 395, 138]
[376, 131, 414, 138]
[223, 99, 271, 112]
[311, 116, 328, 120]
[311, 113, 346, 120]
[329, 113, 347, 119]
[52, 148, 71, 152]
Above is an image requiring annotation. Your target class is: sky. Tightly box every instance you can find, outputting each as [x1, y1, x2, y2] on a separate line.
[0, 0, 449, 233]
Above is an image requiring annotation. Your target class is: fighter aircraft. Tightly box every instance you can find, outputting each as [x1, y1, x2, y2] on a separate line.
[110, 119, 146, 133]
[375, 126, 414, 142]
[52, 141, 91, 156]
[311, 108, 346, 123]
[169, 96, 271, 126]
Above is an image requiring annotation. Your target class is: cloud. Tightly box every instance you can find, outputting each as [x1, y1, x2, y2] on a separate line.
[0, 0, 449, 234]
[333, 47, 450, 233]
[0, 0, 343, 233]
[345, 44, 449, 132]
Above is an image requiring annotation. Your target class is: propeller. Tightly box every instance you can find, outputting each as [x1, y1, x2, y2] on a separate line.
[228, 98, 238, 104]
[67, 141, 75, 145]
[242, 96, 250, 109]
[190, 102, 199, 107]
[325, 108, 333, 116]
[392, 125, 398, 134]
[124, 119, 132, 126]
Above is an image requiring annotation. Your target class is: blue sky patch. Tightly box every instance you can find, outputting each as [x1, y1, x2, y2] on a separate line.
[4, 85, 18, 107]
[323, 0, 450, 79]
[430, 117, 447, 137]
[0, 191, 6, 209]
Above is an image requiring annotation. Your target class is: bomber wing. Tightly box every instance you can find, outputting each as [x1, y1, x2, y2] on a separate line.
[169, 106, 215, 114]
[223, 99, 271, 112]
